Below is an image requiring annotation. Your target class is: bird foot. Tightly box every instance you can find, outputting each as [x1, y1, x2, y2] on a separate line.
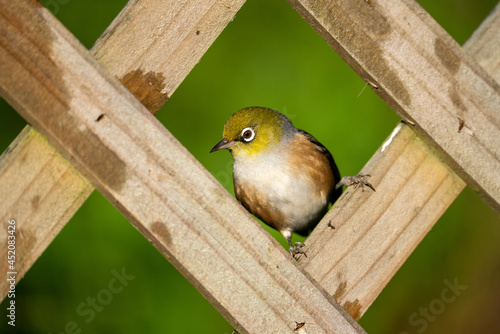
[336, 173, 375, 192]
[289, 242, 307, 259]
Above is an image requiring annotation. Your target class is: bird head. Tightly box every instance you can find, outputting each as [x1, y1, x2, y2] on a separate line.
[210, 107, 295, 159]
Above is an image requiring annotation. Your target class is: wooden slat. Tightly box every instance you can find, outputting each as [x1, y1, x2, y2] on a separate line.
[0, 1, 364, 333]
[0, 0, 245, 299]
[0, 126, 93, 283]
[301, 123, 465, 319]
[295, 0, 500, 320]
[287, 0, 500, 212]
[465, 2, 500, 79]
[93, 0, 242, 113]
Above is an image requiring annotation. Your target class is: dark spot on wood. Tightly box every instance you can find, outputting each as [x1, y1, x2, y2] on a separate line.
[196, 30, 200, 35]
[119, 69, 169, 115]
[435, 39, 461, 74]
[31, 195, 40, 209]
[151, 221, 172, 247]
[448, 86, 466, 112]
[78, 128, 127, 191]
[19, 151, 28, 164]
[49, 126, 128, 192]
[359, 3, 391, 38]
[1, 2, 127, 193]
[343, 299, 363, 320]
[96, 114, 105, 122]
[333, 280, 347, 300]
[457, 117, 465, 133]
[30, 95, 127, 191]
[0, 1, 65, 115]
[294, 321, 305, 331]
[317, 2, 411, 109]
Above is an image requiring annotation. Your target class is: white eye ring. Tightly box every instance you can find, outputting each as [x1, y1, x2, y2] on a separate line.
[241, 127, 255, 142]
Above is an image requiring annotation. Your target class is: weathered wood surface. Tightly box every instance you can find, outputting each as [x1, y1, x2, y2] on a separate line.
[93, 0, 243, 113]
[466, 2, 500, 80]
[288, 0, 500, 213]
[301, 123, 465, 319]
[0, 0, 245, 299]
[295, 0, 500, 319]
[0, 1, 365, 333]
[0, 0, 498, 330]
[0, 127, 93, 288]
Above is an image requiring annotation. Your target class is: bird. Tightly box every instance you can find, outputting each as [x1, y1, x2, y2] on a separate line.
[210, 107, 373, 257]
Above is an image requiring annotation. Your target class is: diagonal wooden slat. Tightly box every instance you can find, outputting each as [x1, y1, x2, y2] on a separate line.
[294, 0, 500, 320]
[0, 0, 246, 299]
[287, 0, 500, 212]
[0, 1, 365, 333]
[93, 0, 245, 114]
[301, 122, 466, 319]
[0, 127, 93, 290]
[465, 1, 500, 79]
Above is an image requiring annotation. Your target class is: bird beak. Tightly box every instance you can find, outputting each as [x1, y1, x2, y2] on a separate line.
[210, 138, 236, 153]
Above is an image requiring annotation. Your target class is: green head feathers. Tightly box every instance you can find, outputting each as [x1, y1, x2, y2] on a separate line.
[211, 107, 296, 157]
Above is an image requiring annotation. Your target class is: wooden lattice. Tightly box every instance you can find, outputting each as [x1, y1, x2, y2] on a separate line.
[1, 0, 499, 332]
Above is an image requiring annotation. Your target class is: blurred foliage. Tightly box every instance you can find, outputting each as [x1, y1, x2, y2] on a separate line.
[0, 0, 499, 333]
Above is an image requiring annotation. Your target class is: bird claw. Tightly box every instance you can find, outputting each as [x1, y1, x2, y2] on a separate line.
[289, 242, 307, 259]
[336, 173, 376, 192]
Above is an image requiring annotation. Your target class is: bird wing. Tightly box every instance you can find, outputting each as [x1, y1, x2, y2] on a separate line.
[297, 129, 343, 204]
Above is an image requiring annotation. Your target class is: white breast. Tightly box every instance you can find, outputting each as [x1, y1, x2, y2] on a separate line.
[233, 151, 328, 232]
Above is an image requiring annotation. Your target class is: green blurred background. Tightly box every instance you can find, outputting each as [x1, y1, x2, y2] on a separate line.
[1, 0, 499, 333]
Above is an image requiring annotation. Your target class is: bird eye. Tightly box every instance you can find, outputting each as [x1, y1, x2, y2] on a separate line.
[241, 127, 255, 142]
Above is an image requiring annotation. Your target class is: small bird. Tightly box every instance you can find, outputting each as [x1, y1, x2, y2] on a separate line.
[210, 107, 373, 257]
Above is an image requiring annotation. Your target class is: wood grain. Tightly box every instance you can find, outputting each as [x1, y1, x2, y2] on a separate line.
[0, 0, 245, 299]
[294, 0, 500, 319]
[287, 0, 500, 212]
[300, 123, 465, 318]
[93, 0, 244, 113]
[0, 1, 364, 332]
[0, 127, 93, 286]
[465, 2, 500, 80]
[0, 0, 497, 330]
